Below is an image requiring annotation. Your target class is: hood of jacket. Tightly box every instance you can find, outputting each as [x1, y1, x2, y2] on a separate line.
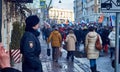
[68, 34, 76, 40]
[87, 31, 97, 38]
[52, 30, 60, 35]
[68, 34, 75, 37]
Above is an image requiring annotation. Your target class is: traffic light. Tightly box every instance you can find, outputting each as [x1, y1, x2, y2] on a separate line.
[101, 3, 112, 10]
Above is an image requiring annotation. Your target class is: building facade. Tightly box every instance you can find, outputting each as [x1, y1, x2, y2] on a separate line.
[74, 0, 116, 26]
[1, 0, 35, 50]
[74, 0, 82, 23]
[49, 8, 74, 24]
[74, 0, 101, 23]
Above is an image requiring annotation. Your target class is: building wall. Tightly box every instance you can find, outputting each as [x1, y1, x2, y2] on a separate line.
[74, 0, 102, 23]
[1, 1, 26, 50]
[49, 8, 74, 24]
[74, 0, 116, 26]
[74, 0, 81, 22]
[2, 0, 12, 50]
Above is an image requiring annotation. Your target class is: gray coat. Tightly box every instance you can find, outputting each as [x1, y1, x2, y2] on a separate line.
[65, 34, 76, 51]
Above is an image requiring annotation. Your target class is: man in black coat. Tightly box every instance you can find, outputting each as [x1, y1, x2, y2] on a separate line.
[20, 15, 43, 72]
[74, 27, 82, 50]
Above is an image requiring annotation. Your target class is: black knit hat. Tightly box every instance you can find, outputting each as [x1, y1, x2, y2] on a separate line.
[25, 15, 40, 28]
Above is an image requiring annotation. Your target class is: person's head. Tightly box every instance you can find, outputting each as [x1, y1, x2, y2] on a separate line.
[54, 27, 58, 31]
[112, 27, 115, 31]
[25, 15, 40, 31]
[88, 26, 95, 31]
[69, 30, 74, 34]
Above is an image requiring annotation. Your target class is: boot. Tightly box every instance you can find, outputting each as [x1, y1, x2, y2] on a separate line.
[90, 67, 95, 72]
[94, 65, 100, 72]
[90, 66, 100, 72]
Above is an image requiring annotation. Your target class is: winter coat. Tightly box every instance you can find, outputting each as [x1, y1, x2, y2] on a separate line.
[1, 67, 21, 72]
[20, 29, 43, 72]
[108, 31, 115, 47]
[101, 29, 110, 45]
[47, 30, 62, 47]
[74, 29, 82, 42]
[65, 34, 76, 51]
[85, 31, 102, 59]
[82, 29, 89, 43]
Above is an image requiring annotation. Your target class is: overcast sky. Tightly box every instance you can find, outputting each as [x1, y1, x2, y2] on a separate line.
[27, 0, 74, 10]
[48, 0, 74, 10]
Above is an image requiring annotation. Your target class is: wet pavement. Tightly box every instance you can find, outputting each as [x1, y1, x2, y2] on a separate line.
[13, 35, 119, 72]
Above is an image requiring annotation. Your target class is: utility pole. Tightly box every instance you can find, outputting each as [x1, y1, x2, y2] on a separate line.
[115, 12, 120, 72]
[0, 0, 2, 42]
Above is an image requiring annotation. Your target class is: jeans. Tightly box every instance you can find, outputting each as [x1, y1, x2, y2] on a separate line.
[67, 51, 74, 61]
[90, 59, 96, 67]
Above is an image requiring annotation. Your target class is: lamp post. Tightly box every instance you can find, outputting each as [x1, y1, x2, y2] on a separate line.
[45, 0, 62, 23]
[59, 0, 62, 3]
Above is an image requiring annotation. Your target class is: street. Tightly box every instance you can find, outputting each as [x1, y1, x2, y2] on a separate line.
[13, 35, 116, 72]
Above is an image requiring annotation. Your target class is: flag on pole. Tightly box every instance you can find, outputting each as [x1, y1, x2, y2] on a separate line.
[110, 16, 112, 26]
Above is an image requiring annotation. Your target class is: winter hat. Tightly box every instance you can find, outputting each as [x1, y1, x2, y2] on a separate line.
[54, 27, 58, 30]
[25, 15, 40, 28]
[69, 30, 74, 34]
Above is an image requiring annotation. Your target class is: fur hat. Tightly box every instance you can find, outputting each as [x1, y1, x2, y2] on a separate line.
[25, 15, 39, 28]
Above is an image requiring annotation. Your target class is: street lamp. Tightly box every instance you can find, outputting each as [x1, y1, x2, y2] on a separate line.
[59, 0, 62, 3]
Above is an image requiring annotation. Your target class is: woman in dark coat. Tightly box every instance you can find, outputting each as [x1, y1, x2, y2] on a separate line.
[20, 15, 43, 72]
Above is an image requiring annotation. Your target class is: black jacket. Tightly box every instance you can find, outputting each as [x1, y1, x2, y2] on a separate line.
[20, 28, 43, 72]
[0, 68, 21, 72]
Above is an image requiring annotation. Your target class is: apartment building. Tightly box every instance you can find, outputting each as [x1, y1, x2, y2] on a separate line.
[74, 0, 116, 26]
[49, 8, 74, 24]
[74, 0, 101, 22]
[74, 0, 82, 22]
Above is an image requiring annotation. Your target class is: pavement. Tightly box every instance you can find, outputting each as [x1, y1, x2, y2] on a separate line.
[13, 35, 118, 72]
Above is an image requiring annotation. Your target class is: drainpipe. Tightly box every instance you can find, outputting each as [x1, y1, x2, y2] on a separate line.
[0, 0, 2, 42]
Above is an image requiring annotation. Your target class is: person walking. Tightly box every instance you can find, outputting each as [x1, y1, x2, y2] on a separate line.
[65, 30, 76, 62]
[47, 27, 62, 62]
[20, 15, 43, 72]
[108, 27, 115, 59]
[85, 26, 102, 72]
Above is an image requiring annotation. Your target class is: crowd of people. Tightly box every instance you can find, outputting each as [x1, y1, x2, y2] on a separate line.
[0, 15, 118, 72]
[41, 22, 117, 72]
